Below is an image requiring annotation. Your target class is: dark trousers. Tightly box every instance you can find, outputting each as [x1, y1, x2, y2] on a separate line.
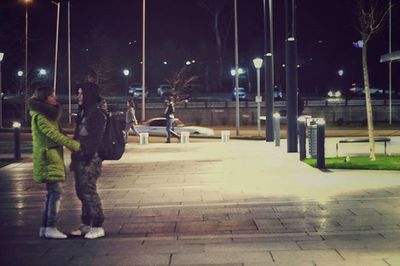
[42, 182, 62, 227]
[73, 154, 104, 227]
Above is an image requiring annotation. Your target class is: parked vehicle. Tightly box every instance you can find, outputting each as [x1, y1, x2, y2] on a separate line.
[347, 84, 384, 98]
[128, 85, 148, 99]
[232, 87, 247, 101]
[157, 84, 173, 96]
[136, 117, 214, 136]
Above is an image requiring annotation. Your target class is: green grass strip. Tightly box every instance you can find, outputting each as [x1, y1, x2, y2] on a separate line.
[304, 155, 400, 170]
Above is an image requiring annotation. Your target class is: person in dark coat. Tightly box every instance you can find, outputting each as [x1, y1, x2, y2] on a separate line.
[27, 86, 80, 239]
[70, 82, 107, 239]
[164, 97, 180, 143]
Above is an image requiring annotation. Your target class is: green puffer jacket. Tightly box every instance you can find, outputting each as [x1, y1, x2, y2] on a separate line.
[28, 98, 80, 183]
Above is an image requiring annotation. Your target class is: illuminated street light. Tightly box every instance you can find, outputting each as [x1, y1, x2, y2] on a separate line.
[17, 70, 24, 77]
[185, 61, 191, 65]
[163, 61, 168, 65]
[38, 69, 47, 76]
[123, 69, 130, 76]
[338, 69, 344, 76]
[230, 68, 244, 76]
[253, 58, 263, 136]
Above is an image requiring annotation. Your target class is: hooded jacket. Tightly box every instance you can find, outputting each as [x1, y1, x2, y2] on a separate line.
[27, 97, 80, 183]
[71, 82, 107, 164]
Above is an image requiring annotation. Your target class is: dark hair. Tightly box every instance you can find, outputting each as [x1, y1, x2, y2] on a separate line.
[34, 86, 53, 101]
[75, 82, 102, 108]
[127, 99, 135, 108]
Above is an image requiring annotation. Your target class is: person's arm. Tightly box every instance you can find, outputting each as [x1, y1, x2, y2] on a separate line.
[35, 114, 80, 152]
[132, 108, 138, 124]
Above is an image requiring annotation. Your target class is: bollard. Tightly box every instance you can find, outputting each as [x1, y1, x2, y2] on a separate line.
[13, 121, 21, 161]
[316, 119, 326, 169]
[180, 132, 190, 144]
[297, 116, 307, 160]
[139, 132, 149, 145]
[273, 112, 280, 147]
[221, 130, 230, 143]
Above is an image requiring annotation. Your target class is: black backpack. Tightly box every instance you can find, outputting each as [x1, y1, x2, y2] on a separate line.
[98, 112, 125, 160]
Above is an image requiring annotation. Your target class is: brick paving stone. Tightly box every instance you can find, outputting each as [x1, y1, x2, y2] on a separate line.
[120, 222, 176, 234]
[171, 251, 273, 265]
[271, 249, 344, 264]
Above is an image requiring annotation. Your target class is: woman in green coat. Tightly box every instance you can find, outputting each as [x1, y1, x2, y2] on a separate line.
[27, 86, 80, 239]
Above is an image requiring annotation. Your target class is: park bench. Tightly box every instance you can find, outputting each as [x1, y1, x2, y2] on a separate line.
[335, 137, 391, 157]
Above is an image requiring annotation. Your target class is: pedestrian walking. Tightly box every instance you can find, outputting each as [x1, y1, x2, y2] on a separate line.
[27, 86, 80, 239]
[164, 97, 180, 143]
[124, 99, 139, 142]
[69, 82, 107, 239]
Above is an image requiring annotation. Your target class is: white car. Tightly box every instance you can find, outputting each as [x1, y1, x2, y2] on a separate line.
[136, 117, 214, 136]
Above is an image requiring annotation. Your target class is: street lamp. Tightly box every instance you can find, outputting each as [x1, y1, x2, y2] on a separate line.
[17, 70, 24, 96]
[0, 52, 4, 128]
[123, 69, 130, 99]
[24, 0, 32, 125]
[253, 58, 263, 136]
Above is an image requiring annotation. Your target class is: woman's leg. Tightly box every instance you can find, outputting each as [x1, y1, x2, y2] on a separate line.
[45, 182, 62, 227]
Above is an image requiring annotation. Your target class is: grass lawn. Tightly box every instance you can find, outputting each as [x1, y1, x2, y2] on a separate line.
[304, 155, 400, 170]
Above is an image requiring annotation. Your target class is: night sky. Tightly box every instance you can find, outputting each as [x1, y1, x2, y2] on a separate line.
[0, 0, 399, 96]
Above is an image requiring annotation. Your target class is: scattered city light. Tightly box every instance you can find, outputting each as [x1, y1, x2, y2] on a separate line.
[38, 69, 47, 75]
[163, 61, 168, 65]
[17, 70, 24, 77]
[123, 69, 130, 76]
[230, 68, 245, 76]
[12, 121, 21, 128]
[338, 69, 344, 76]
[186, 61, 191, 65]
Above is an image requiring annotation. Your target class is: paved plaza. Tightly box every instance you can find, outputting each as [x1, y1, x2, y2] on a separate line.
[1, 137, 400, 266]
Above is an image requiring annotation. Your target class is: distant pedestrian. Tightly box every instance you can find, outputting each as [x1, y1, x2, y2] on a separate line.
[27, 86, 80, 239]
[164, 96, 180, 143]
[70, 82, 107, 239]
[124, 99, 139, 142]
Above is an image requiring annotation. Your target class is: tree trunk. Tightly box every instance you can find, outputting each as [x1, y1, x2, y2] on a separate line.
[361, 40, 376, 160]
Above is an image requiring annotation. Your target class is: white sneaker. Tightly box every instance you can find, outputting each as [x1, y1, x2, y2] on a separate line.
[39, 227, 46, 238]
[44, 227, 67, 239]
[70, 224, 91, 236]
[84, 227, 105, 239]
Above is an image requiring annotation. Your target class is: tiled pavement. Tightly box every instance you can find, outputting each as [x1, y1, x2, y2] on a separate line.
[1, 138, 400, 266]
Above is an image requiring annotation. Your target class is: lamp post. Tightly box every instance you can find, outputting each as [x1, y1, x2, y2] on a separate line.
[253, 58, 263, 136]
[141, 0, 146, 122]
[0, 52, 4, 128]
[123, 69, 130, 100]
[24, 0, 32, 125]
[52, 0, 60, 94]
[67, 0, 72, 124]
[17, 71, 24, 96]
[13, 121, 22, 161]
[234, 0, 240, 136]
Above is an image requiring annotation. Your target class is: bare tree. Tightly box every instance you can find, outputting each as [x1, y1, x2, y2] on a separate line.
[198, 0, 232, 91]
[165, 66, 198, 103]
[356, 0, 390, 160]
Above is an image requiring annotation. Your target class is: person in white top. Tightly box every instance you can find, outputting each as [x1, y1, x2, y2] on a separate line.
[124, 99, 139, 142]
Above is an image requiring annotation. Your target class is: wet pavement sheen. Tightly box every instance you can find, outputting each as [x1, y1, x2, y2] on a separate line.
[0, 139, 400, 266]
